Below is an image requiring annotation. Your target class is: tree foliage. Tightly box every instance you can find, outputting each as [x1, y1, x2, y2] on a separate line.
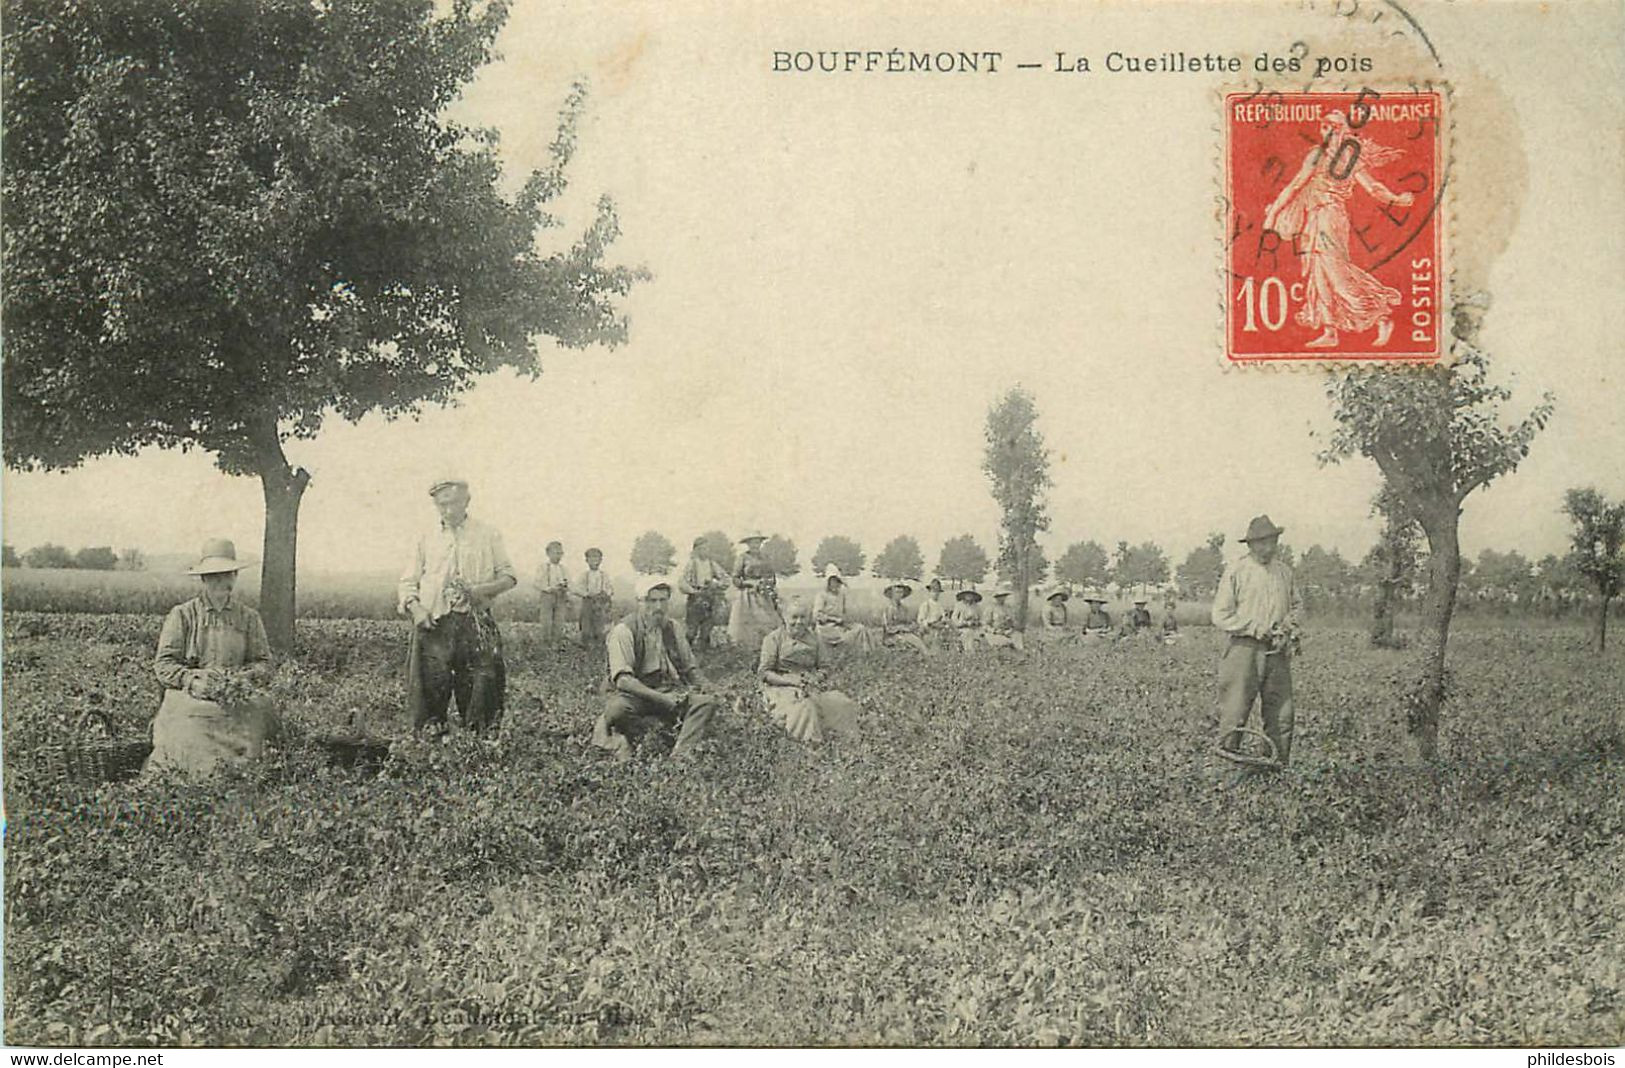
[1562, 487, 1625, 651]
[73, 546, 120, 571]
[811, 536, 865, 579]
[1110, 540, 1170, 591]
[937, 534, 990, 587]
[998, 542, 1050, 586]
[629, 530, 677, 575]
[1297, 545, 1355, 597]
[1176, 533, 1226, 598]
[1320, 307, 1553, 759]
[1, 0, 645, 646]
[982, 388, 1051, 622]
[22, 543, 75, 569]
[2, 544, 20, 568]
[1056, 540, 1110, 589]
[759, 535, 800, 578]
[697, 530, 736, 573]
[872, 535, 925, 581]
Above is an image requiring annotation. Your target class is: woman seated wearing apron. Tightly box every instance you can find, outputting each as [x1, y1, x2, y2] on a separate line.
[758, 600, 860, 743]
[146, 539, 280, 777]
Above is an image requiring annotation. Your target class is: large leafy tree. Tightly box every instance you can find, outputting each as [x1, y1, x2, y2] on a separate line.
[2, 0, 644, 648]
[982, 388, 1051, 626]
[696, 530, 736, 574]
[759, 535, 800, 578]
[1562, 487, 1624, 651]
[1297, 545, 1355, 601]
[1321, 298, 1552, 760]
[629, 531, 677, 576]
[1055, 540, 1109, 589]
[936, 534, 990, 589]
[871, 535, 925, 581]
[1176, 533, 1226, 598]
[810, 535, 865, 579]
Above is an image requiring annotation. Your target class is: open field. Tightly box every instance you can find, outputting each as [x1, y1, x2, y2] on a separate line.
[3, 611, 1622, 1047]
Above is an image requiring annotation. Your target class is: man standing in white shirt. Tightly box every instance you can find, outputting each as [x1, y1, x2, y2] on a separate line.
[398, 478, 517, 736]
[1211, 515, 1304, 767]
[535, 540, 570, 645]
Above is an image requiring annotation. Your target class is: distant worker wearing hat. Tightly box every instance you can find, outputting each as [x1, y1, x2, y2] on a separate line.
[1122, 593, 1154, 637]
[678, 536, 730, 651]
[534, 540, 570, 645]
[916, 577, 951, 649]
[729, 530, 782, 652]
[1080, 591, 1114, 640]
[814, 565, 877, 654]
[572, 547, 615, 648]
[878, 579, 931, 655]
[1038, 585, 1077, 645]
[1212, 515, 1304, 766]
[951, 587, 984, 653]
[594, 576, 720, 761]
[983, 585, 1026, 652]
[398, 478, 517, 736]
[147, 539, 280, 777]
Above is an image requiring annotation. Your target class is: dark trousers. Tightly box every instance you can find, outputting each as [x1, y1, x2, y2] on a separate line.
[1218, 635, 1294, 764]
[598, 690, 718, 754]
[686, 593, 717, 650]
[579, 597, 610, 647]
[410, 612, 505, 734]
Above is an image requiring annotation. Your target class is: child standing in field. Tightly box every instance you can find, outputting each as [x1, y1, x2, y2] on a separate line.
[575, 547, 613, 648]
[535, 540, 569, 644]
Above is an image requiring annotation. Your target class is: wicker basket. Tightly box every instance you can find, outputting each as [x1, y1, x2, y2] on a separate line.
[26, 738, 155, 790]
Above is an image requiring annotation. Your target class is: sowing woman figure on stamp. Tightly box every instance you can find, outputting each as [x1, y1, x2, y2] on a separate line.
[1263, 110, 1416, 349]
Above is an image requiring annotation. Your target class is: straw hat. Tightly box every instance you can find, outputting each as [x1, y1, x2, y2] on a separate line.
[428, 476, 468, 497]
[1046, 585, 1071, 602]
[956, 588, 983, 604]
[1239, 515, 1285, 542]
[821, 563, 844, 583]
[1132, 593, 1149, 605]
[924, 576, 944, 593]
[738, 529, 768, 544]
[1082, 589, 1107, 604]
[992, 584, 1013, 599]
[187, 538, 252, 576]
[883, 579, 914, 598]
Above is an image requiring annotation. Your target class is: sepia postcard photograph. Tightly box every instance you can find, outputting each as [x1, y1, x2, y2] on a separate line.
[2, 0, 1622, 1052]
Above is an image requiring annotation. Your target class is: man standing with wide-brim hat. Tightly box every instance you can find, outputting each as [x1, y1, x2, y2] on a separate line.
[398, 477, 517, 737]
[1211, 514, 1304, 769]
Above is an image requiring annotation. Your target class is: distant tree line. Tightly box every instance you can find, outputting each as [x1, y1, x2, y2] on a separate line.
[4, 544, 143, 570]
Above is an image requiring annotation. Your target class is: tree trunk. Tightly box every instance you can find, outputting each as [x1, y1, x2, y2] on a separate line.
[1408, 505, 1461, 762]
[1016, 540, 1031, 629]
[252, 429, 311, 653]
[1370, 580, 1396, 646]
[1598, 594, 1612, 653]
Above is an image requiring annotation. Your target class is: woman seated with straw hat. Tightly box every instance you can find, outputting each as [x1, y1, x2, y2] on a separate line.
[813, 564, 876, 653]
[1080, 590, 1114, 641]
[983, 585, 1026, 652]
[1037, 584, 1078, 644]
[951, 586, 984, 653]
[758, 599, 860, 743]
[878, 579, 932, 655]
[146, 539, 280, 778]
[915, 577, 952, 650]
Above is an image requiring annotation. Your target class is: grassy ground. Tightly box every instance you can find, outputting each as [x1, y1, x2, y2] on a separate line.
[2, 612, 1621, 1047]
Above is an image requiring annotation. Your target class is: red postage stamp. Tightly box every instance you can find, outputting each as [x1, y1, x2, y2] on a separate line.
[1224, 89, 1445, 364]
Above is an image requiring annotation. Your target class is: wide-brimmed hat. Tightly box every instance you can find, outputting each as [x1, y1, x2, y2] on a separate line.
[821, 564, 844, 583]
[634, 574, 672, 599]
[956, 588, 983, 603]
[692, 536, 708, 549]
[883, 579, 914, 598]
[1046, 585, 1071, 602]
[188, 538, 252, 575]
[1082, 588, 1107, 603]
[1239, 515, 1285, 542]
[992, 584, 1013, 598]
[738, 529, 767, 544]
[924, 576, 944, 592]
[428, 476, 468, 497]
[1132, 593, 1149, 604]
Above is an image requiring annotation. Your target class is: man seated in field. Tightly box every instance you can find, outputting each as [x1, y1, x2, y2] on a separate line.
[983, 585, 1026, 652]
[593, 576, 720, 762]
[878, 580, 931, 655]
[398, 477, 516, 737]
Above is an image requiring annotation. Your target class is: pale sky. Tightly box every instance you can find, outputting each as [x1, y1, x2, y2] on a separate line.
[4, 0, 1622, 581]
